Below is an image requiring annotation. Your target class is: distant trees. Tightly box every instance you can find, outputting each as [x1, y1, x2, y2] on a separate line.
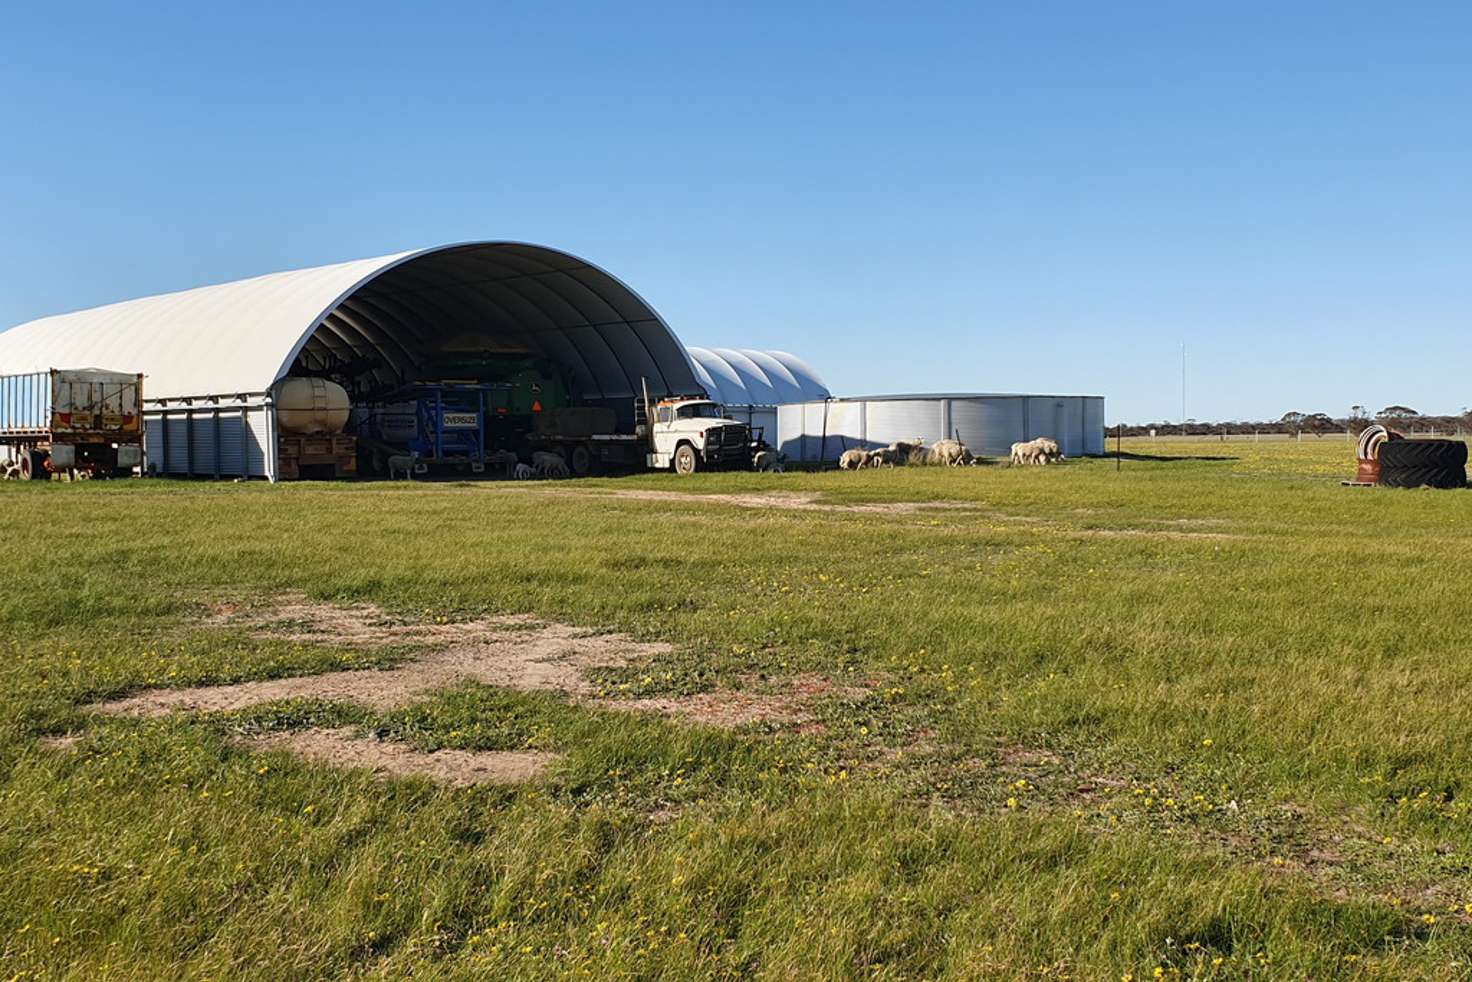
[1304, 413, 1336, 437]
[1113, 404, 1468, 437]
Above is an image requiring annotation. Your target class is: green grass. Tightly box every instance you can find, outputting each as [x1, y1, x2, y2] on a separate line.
[3, 439, 1472, 978]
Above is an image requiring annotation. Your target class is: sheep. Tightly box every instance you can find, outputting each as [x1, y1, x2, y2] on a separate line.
[513, 462, 535, 480]
[838, 448, 872, 470]
[1009, 438, 1061, 466]
[387, 450, 420, 480]
[1009, 440, 1042, 466]
[928, 438, 974, 467]
[532, 450, 570, 479]
[885, 439, 924, 466]
[753, 449, 784, 472]
[867, 447, 900, 468]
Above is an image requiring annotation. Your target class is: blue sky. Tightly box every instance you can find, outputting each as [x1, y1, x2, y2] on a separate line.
[3, 2, 1470, 423]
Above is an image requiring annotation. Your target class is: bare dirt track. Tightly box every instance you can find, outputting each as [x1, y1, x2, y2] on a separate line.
[89, 595, 855, 783]
[239, 728, 556, 787]
[96, 599, 668, 717]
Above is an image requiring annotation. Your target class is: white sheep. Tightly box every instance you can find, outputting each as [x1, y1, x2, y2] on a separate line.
[753, 450, 784, 472]
[1009, 438, 1061, 466]
[387, 451, 420, 480]
[532, 450, 570, 479]
[513, 462, 535, 480]
[928, 438, 974, 467]
[838, 448, 872, 470]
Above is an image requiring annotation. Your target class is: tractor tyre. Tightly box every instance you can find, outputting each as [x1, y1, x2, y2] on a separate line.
[1377, 465, 1466, 489]
[1377, 439, 1468, 470]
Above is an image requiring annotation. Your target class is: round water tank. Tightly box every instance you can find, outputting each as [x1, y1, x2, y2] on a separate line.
[274, 377, 350, 435]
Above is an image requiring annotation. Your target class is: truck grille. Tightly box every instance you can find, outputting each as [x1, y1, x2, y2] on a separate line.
[718, 424, 748, 447]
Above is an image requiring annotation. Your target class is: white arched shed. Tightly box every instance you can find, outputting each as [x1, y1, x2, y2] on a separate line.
[685, 346, 830, 445]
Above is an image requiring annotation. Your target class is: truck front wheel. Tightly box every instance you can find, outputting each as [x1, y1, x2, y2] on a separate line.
[673, 444, 699, 475]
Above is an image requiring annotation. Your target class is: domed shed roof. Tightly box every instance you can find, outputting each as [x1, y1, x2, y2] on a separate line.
[685, 346, 830, 406]
[0, 242, 705, 404]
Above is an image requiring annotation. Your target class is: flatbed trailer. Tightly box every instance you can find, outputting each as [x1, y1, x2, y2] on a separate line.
[0, 369, 145, 479]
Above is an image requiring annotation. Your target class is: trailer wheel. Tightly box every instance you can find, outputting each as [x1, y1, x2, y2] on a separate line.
[19, 450, 47, 481]
[570, 444, 593, 477]
[673, 444, 699, 475]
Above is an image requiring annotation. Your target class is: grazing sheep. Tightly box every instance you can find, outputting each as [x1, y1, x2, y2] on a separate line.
[838, 448, 872, 470]
[513, 462, 535, 480]
[1009, 437, 1061, 466]
[387, 451, 419, 480]
[928, 438, 974, 467]
[531, 450, 570, 479]
[885, 439, 924, 466]
[867, 447, 900, 468]
[753, 449, 784, 472]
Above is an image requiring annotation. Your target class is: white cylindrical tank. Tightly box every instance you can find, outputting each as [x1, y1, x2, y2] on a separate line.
[274, 377, 350, 435]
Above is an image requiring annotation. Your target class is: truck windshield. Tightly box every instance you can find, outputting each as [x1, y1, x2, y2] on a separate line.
[676, 403, 725, 419]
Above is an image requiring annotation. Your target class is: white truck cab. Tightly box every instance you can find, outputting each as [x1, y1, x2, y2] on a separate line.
[646, 399, 753, 474]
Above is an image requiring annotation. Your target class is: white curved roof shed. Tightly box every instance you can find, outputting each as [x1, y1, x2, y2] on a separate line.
[0, 242, 705, 403]
[685, 346, 830, 407]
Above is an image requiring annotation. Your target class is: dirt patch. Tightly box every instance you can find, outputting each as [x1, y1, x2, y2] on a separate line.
[97, 595, 670, 717]
[533, 487, 979, 516]
[616, 673, 868, 729]
[240, 727, 554, 786]
[200, 596, 541, 646]
[621, 690, 808, 728]
[96, 595, 854, 732]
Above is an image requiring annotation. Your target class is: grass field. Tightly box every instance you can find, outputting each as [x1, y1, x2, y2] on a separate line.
[4, 438, 1472, 979]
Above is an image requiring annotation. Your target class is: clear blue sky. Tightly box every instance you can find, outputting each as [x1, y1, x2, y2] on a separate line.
[3, 2, 1470, 423]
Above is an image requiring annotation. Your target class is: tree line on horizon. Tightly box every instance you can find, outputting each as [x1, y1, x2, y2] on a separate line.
[1112, 405, 1472, 437]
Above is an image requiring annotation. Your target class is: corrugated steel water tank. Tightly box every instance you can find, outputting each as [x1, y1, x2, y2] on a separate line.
[776, 393, 1106, 463]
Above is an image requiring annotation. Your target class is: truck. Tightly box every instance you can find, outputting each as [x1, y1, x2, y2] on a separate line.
[642, 397, 756, 474]
[533, 396, 759, 475]
[0, 369, 145, 479]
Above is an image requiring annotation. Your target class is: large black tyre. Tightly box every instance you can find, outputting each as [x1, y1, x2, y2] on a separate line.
[1378, 465, 1467, 489]
[1378, 439, 1468, 470]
